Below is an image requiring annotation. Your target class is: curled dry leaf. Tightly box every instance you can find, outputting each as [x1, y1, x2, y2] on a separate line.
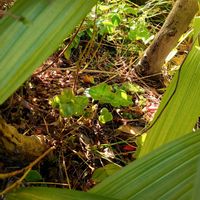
[117, 125, 142, 136]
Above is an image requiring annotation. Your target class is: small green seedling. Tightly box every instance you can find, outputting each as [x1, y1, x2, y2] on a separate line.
[89, 83, 133, 107]
[50, 88, 88, 117]
[98, 108, 113, 124]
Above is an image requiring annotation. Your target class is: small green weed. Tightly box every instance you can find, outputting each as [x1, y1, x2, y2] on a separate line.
[89, 83, 133, 107]
[50, 88, 88, 117]
[63, 0, 163, 60]
[49, 83, 139, 123]
[98, 107, 113, 124]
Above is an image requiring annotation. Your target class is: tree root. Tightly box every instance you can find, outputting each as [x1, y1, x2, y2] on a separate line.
[0, 117, 50, 165]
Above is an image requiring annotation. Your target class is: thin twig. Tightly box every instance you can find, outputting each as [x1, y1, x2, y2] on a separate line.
[58, 19, 85, 58]
[26, 181, 69, 186]
[0, 146, 55, 196]
[57, 67, 119, 75]
[0, 168, 31, 196]
[61, 151, 71, 189]
[35, 20, 85, 75]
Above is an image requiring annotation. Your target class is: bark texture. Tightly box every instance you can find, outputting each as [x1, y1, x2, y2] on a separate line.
[136, 0, 199, 75]
[0, 117, 49, 165]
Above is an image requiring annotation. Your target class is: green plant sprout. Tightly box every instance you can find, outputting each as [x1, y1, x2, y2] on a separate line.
[121, 82, 145, 94]
[49, 82, 136, 118]
[50, 88, 88, 117]
[89, 83, 133, 107]
[98, 108, 113, 124]
[64, 0, 156, 59]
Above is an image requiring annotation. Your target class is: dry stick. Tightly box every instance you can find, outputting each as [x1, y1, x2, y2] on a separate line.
[132, 72, 163, 81]
[26, 181, 68, 186]
[133, 71, 162, 97]
[0, 167, 25, 180]
[0, 168, 31, 197]
[58, 67, 118, 75]
[72, 36, 103, 92]
[80, 39, 133, 51]
[80, 36, 104, 73]
[82, 4, 98, 63]
[58, 19, 85, 58]
[72, 37, 92, 92]
[141, 36, 198, 134]
[61, 151, 71, 189]
[58, 66, 162, 78]
[72, 5, 99, 92]
[0, 146, 55, 196]
[35, 20, 85, 75]
[73, 29, 98, 91]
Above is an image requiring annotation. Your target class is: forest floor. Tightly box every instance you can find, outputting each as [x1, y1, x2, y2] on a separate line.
[0, 42, 188, 191]
[0, 0, 190, 192]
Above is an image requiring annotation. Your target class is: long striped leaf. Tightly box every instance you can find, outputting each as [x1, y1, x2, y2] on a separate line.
[0, 0, 96, 104]
[139, 40, 200, 156]
[6, 187, 117, 200]
[192, 155, 200, 200]
[90, 130, 200, 199]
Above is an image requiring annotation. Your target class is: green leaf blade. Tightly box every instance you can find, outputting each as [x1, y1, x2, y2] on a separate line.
[6, 187, 117, 200]
[92, 164, 121, 183]
[0, 0, 97, 104]
[139, 44, 200, 157]
[89, 83, 133, 107]
[90, 131, 200, 199]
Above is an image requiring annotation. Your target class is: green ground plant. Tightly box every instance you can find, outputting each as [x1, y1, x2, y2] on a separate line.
[50, 88, 89, 117]
[50, 82, 144, 124]
[64, 0, 172, 60]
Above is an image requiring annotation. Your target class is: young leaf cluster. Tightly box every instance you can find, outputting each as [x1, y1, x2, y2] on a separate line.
[50, 88, 88, 117]
[89, 83, 133, 107]
[98, 108, 113, 124]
